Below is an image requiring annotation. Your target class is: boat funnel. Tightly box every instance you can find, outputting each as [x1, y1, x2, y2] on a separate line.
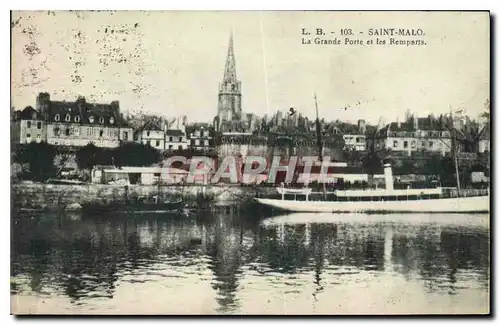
[384, 163, 394, 190]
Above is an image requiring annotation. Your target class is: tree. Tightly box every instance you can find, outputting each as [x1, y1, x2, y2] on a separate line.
[13, 142, 57, 181]
[113, 142, 160, 167]
[362, 151, 383, 185]
[481, 99, 490, 122]
[75, 143, 112, 170]
[399, 159, 415, 175]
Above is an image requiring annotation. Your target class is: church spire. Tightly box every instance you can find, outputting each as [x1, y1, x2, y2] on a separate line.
[223, 31, 237, 82]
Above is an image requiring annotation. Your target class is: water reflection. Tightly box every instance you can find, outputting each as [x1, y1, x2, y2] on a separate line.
[11, 210, 490, 314]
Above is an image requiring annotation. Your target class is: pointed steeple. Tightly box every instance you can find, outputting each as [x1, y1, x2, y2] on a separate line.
[218, 31, 242, 124]
[223, 31, 237, 82]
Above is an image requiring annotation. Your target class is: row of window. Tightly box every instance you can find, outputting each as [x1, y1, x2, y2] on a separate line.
[167, 136, 184, 142]
[392, 140, 444, 149]
[143, 132, 187, 142]
[25, 134, 42, 142]
[143, 140, 187, 150]
[193, 139, 211, 146]
[373, 140, 446, 150]
[389, 131, 449, 137]
[53, 127, 80, 137]
[145, 140, 162, 147]
[144, 131, 160, 137]
[85, 127, 119, 138]
[26, 121, 43, 129]
[192, 130, 210, 137]
[54, 114, 115, 125]
[344, 136, 363, 143]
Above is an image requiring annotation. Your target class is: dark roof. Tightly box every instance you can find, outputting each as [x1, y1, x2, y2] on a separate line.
[136, 118, 163, 132]
[166, 129, 185, 136]
[415, 117, 447, 131]
[331, 122, 359, 135]
[18, 106, 42, 120]
[386, 117, 448, 133]
[47, 99, 121, 127]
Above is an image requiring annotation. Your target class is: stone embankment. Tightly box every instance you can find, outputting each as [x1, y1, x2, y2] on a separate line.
[11, 183, 276, 211]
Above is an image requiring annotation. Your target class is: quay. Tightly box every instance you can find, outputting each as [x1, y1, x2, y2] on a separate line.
[11, 183, 276, 213]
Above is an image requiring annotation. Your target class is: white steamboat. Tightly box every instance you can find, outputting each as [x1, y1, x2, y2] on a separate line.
[255, 164, 489, 214]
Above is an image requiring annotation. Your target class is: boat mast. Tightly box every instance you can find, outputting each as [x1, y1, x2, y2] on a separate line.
[449, 107, 461, 197]
[314, 94, 323, 162]
[314, 94, 327, 197]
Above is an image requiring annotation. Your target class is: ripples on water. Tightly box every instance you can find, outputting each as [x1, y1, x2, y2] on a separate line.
[11, 209, 490, 315]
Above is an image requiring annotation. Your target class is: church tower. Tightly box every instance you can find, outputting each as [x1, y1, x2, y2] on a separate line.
[218, 32, 242, 122]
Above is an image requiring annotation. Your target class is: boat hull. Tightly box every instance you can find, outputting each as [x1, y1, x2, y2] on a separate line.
[255, 195, 489, 214]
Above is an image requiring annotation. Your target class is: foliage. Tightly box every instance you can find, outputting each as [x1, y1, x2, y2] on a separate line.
[13, 142, 57, 181]
[75, 143, 112, 170]
[362, 151, 383, 175]
[399, 159, 415, 175]
[113, 142, 160, 167]
[75, 143, 162, 169]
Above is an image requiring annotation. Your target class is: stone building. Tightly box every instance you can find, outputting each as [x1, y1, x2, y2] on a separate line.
[370, 115, 452, 156]
[187, 124, 215, 152]
[33, 92, 132, 148]
[11, 106, 46, 144]
[216, 133, 268, 159]
[165, 127, 189, 151]
[134, 119, 165, 150]
[339, 120, 367, 151]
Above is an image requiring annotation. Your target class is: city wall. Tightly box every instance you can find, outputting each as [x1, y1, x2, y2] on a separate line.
[11, 183, 275, 211]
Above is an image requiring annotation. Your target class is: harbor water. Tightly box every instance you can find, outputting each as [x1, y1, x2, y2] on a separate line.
[11, 208, 490, 315]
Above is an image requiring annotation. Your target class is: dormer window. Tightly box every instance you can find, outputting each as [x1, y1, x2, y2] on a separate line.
[86, 107, 91, 113]
[65, 114, 71, 122]
[75, 116, 80, 122]
[109, 117, 115, 124]
[55, 114, 60, 122]
[99, 117, 104, 124]
[89, 116, 95, 123]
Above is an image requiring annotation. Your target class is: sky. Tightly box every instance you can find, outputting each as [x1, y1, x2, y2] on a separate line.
[11, 11, 490, 125]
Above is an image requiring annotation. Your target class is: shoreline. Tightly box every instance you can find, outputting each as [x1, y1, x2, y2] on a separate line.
[11, 182, 276, 212]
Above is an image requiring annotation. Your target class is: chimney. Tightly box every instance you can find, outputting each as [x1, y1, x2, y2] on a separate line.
[397, 117, 401, 128]
[36, 92, 51, 119]
[111, 101, 120, 118]
[76, 96, 85, 117]
[160, 118, 167, 132]
[413, 115, 418, 130]
[384, 163, 394, 191]
[357, 119, 366, 134]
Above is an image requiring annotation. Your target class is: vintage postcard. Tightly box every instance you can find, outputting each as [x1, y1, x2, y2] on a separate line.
[10, 10, 490, 315]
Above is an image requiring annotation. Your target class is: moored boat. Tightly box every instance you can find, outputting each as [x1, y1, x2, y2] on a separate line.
[255, 164, 489, 214]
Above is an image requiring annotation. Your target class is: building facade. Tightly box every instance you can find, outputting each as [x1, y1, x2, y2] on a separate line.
[372, 116, 452, 156]
[11, 106, 46, 144]
[35, 92, 132, 148]
[478, 124, 490, 153]
[135, 125, 165, 150]
[187, 124, 216, 151]
[338, 119, 367, 151]
[165, 128, 189, 150]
